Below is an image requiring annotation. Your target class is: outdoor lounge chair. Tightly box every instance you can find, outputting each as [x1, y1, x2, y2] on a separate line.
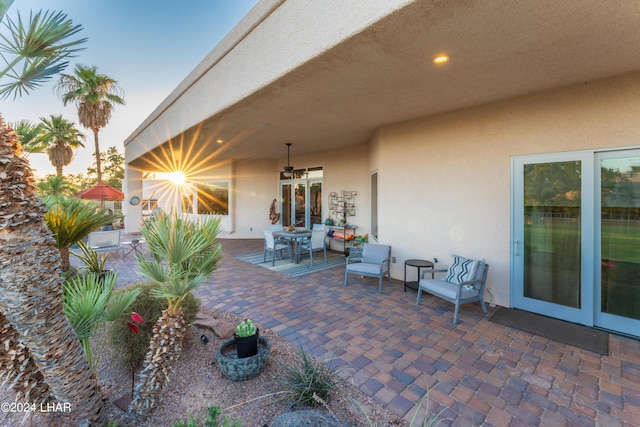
[87, 229, 124, 258]
[416, 255, 489, 324]
[344, 243, 391, 292]
[263, 230, 292, 266]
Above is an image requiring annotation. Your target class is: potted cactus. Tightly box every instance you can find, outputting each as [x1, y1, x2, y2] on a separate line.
[234, 319, 258, 358]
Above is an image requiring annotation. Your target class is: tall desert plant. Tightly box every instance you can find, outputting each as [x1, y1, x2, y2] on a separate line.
[128, 211, 222, 420]
[0, 117, 106, 425]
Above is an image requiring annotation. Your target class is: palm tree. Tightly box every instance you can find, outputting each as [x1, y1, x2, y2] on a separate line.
[37, 114, 85, 177]
[128, 211, 222, 420]
[56, 65, 124, 184]
[10, 119, 44, 156]
[0, 10, 86, 99]
[0, 117, 106, 425]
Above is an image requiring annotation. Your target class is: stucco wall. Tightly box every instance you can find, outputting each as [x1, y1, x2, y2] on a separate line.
[231, 144, 370, 239]
[376, 72, 640, 307]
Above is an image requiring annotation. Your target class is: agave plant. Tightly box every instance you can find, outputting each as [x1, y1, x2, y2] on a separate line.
[128, 211, 222, 420]
[62, 271, 141, 370]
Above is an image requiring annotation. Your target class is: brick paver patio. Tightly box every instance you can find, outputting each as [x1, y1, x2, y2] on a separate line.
[87, 237, 640, 426]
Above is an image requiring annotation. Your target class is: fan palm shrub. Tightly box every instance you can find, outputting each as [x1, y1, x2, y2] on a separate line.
[128, 211, 222, 420]
[62, 271, 141, 370]
[109, 281, 201, 371]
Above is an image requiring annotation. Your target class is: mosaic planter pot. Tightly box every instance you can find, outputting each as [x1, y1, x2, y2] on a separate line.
[217, 336, 270, 381]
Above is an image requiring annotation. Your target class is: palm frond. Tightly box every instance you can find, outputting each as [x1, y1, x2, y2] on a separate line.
[0, 10, 86, 99]
[43, 197, 118, 249]
[104, 287, 141, 322]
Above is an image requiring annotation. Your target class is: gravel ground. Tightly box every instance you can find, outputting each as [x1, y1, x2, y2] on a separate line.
[1, 307, 406, 426]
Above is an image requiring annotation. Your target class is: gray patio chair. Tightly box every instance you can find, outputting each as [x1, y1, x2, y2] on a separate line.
[344, 243, 391, 292]
[416, 255, 489, 324]
[263, 230, 292, 266]
[299, 229, 327, 267]
[87, 229, 124, 258]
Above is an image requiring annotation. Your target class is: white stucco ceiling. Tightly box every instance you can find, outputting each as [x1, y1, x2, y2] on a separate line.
[127, 0, 640, 169]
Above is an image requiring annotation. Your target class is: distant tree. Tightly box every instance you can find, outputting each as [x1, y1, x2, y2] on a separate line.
[56, 65, 124, 184]
[64, 172, 94, 191]
[0, 10, 86, 99]
[36, 114, 85, 177]
[87, 145, 124, 188]
[35, 175, 73, 199]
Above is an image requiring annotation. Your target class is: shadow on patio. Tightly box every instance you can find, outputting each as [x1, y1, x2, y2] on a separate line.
[95, 237, 640, 426]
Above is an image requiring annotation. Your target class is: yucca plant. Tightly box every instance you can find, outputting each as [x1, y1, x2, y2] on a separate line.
[72, 240, 109, 275]
[62, 271, 141, 370]
[128, 211, 222, 420]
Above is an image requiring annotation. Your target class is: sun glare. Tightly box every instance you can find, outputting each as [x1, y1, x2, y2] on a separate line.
[157, 171, 187, 186]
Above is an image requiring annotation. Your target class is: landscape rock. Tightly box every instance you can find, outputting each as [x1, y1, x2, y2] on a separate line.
[193, 314, 235, 339]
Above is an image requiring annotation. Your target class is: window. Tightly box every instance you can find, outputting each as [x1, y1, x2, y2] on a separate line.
[371, 171, 378, 239]
[142, 199, 158, 211]
[196, 182, 229, 215]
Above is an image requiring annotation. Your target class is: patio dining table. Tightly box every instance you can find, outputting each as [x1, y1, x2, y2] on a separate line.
[273, 229, 312, 263]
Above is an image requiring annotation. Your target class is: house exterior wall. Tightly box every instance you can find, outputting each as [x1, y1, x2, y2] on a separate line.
[374, 71, 640, 307]
[231, 144, 370, 239]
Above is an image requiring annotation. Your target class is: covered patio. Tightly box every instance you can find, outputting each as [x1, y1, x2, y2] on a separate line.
[86, 237, 640, 425]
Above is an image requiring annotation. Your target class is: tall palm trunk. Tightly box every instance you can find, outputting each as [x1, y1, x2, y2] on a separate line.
[0, 118, 106, 425]
[92, 128, 102, 184]
[127, 308, 187, 421]
[0, 312, 50, 404]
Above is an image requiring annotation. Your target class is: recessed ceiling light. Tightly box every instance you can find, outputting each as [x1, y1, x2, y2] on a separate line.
[433, 54, 450, 65]
[216, 139, 223, 144]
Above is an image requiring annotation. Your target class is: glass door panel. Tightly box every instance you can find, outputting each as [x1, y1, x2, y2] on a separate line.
[596, 151, 640, 335]
[523, 161, 582, 308]
[294, 182, 306, 227]
[281, 183, 292, 227]
[309, 180, 322, 228]
[512, 153, 593, 325]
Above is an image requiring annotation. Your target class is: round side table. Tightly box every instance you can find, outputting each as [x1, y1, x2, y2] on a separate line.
[404, 259, 434, 292]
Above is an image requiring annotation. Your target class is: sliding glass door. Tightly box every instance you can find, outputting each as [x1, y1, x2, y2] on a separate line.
[596, 150, 640, 336]
[280, 169, 323, 229]
[512, 153, 593, 325]
[513, 149, 640, 336]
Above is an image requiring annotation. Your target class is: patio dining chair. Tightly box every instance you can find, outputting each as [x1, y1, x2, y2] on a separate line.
[263, 230, 292, 266]
[299, 229, 327, 267]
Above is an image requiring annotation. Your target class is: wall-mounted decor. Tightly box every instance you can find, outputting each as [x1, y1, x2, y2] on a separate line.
[329, 190, 357, 226]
